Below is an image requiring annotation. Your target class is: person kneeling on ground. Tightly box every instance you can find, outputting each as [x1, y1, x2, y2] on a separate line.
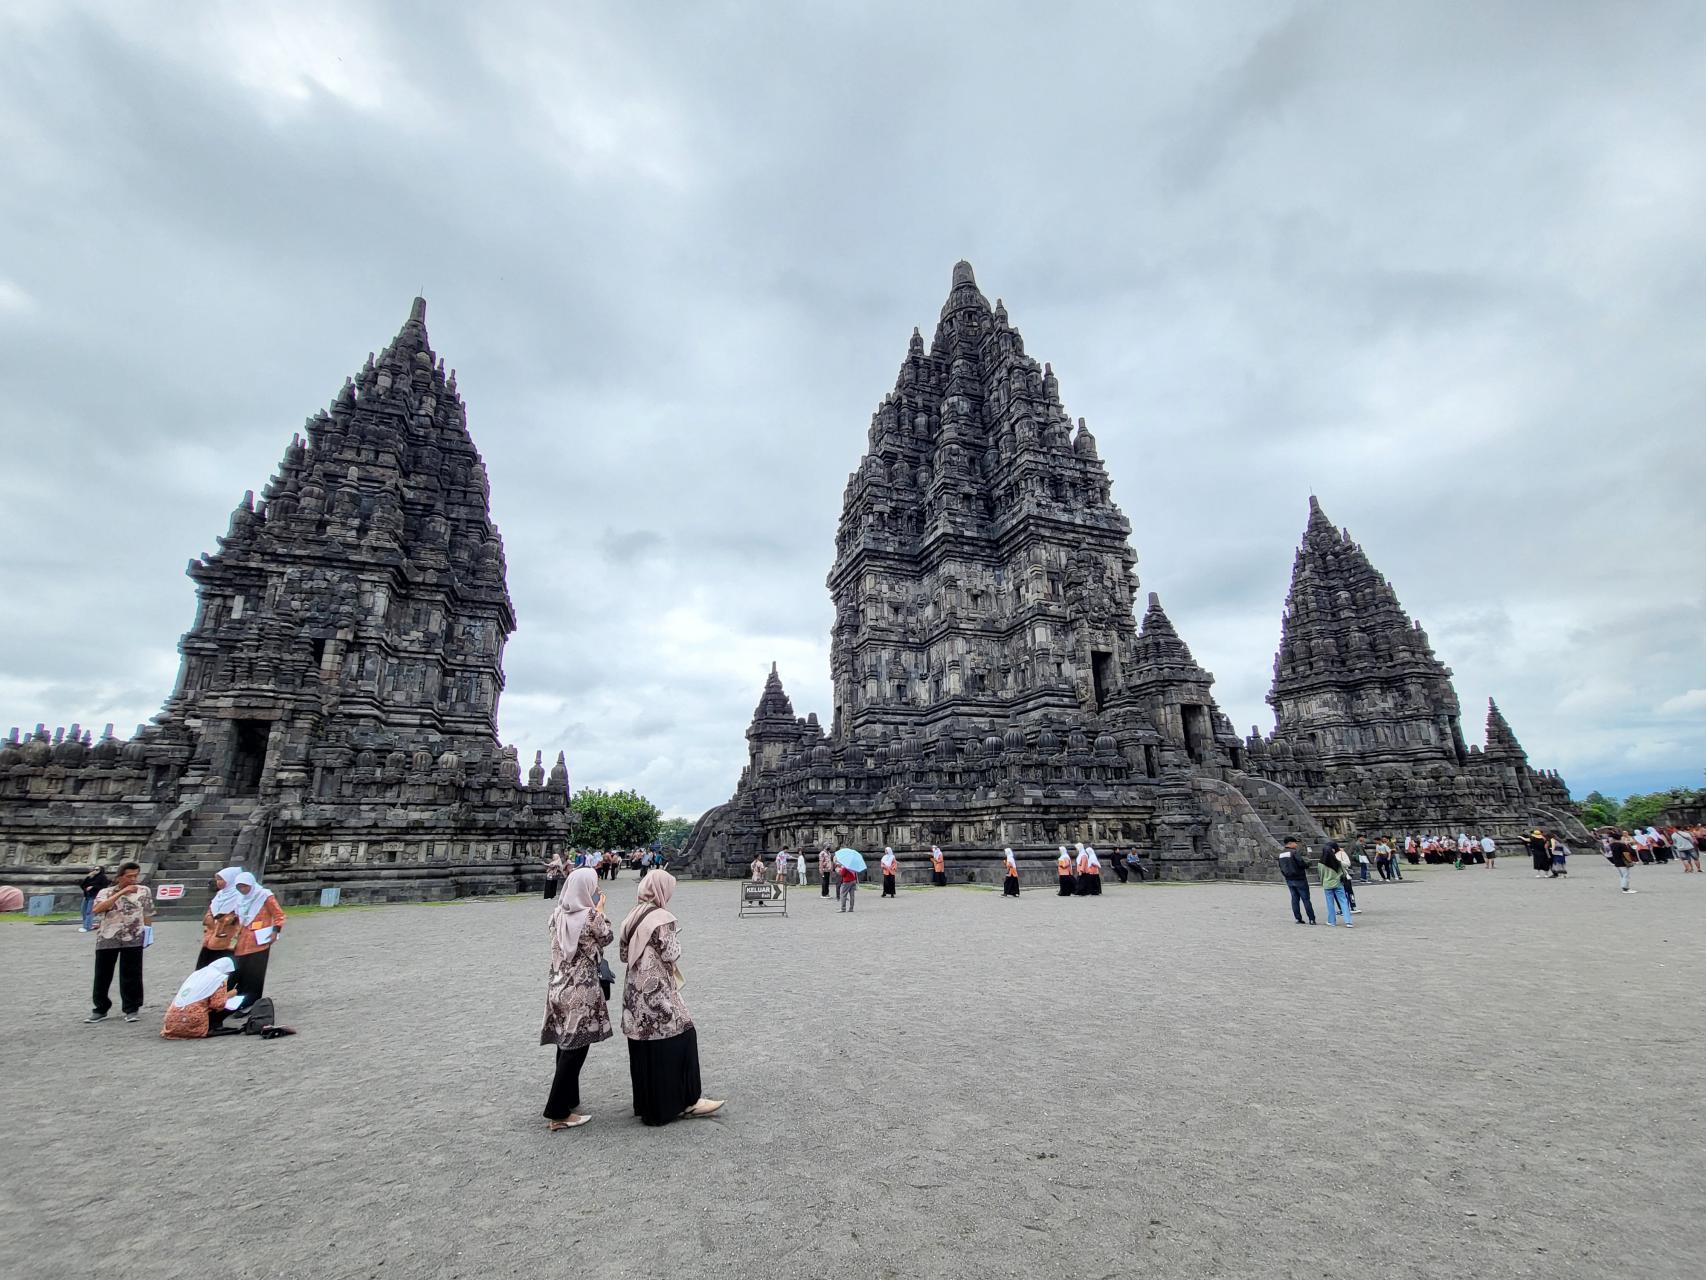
[162, 957, 243, 1040]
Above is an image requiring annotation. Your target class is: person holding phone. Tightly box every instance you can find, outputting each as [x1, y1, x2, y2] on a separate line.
[86, 861, 154, 1023]
[541, 868, 612, 1131]
[231, 872, 286, 1008]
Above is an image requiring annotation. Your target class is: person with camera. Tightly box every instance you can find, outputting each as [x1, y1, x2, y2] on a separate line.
[541, 868, 612, 1131]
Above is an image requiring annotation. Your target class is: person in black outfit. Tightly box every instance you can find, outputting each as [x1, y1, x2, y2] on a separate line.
[1111, 848, 1129, 884]
[78, 865, 109, 932]
[1279, 837, 1316, 924]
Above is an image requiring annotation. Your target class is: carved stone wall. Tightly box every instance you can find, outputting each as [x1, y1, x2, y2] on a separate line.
[684, 264, 1583, 879]
[1, 300, 571, 907]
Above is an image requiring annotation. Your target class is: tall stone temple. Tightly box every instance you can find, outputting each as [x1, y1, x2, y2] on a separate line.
[0, 299, 570, 907]
[682, 263, 1583, 880]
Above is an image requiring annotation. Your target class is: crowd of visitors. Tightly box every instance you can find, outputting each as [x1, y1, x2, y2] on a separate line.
[543, 848, 667, 898]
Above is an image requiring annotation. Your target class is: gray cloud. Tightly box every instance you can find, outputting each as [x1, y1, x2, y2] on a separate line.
[3, 1, 1703, 816]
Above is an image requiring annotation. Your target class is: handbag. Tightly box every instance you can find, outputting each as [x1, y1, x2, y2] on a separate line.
[597, 957, 615, 1000]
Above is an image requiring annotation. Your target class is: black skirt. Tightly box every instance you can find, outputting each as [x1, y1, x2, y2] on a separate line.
[931, 871, 947, 886]
[1003, 874, 1020, 896]
[542, 877, 559, 899]
[882, 873, 896, 896]
[1058, 875, 1074, 897]
[628, 1027, 704, 1127]
[235, 949, 271, 1004]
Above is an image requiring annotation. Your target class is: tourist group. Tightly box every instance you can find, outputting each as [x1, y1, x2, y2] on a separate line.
[77, 862, 294, 1039]
[541, 848, 670, 898]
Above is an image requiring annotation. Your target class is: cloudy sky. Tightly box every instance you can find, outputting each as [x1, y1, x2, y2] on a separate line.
[2, 2, 1702, 816]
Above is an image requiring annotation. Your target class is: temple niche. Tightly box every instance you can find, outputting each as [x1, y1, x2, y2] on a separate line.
[0, 299, 571, 907]
[682, 263, 1583, 881]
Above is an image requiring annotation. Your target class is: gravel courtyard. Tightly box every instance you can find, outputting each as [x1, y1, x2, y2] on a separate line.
[2, 863, 1700, 1280]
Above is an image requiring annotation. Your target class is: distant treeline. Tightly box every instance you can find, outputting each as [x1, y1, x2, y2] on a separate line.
[1578, 786, 1702, 829]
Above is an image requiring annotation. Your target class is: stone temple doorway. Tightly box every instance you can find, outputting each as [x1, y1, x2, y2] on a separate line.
[1090, 650, 1115, 711]
[1181, 704, 1210, 764]
[229, 719, 270, 796]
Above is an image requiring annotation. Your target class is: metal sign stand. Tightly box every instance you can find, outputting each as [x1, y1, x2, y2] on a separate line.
[738, 879, 788, 918]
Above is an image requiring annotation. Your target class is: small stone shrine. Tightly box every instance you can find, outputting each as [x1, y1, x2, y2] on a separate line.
[0, 299, 570, 906]
[682, 263, 1585, 881]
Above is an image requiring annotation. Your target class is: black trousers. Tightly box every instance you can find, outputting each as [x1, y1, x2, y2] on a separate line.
[235, 950, 271, 1005]
[1286, 879, 1316, 923]
[821, 872, 832, 897]
[92, 946, 144, 1015]
[1112, 862, 1129, 883]
[544, 1044, 591, 1120]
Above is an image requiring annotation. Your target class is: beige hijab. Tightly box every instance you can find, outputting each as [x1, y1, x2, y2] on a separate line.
[620, 870, 679, 965]
[551, 868, 600, 963]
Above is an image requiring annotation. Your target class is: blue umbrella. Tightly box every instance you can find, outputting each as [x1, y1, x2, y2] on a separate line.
[833, 847, 866, 872]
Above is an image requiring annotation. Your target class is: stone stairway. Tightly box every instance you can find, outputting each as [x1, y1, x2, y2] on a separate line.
[1230, 774, 1329, 849]
[150, 796, 272, 918]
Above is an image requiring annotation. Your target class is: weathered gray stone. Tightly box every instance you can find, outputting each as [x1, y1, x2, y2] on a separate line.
[682, 264, 1582, 880]
[0, 299, 570, 906]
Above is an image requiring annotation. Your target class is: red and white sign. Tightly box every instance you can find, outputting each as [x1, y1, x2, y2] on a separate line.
[155, 884, 186, 901]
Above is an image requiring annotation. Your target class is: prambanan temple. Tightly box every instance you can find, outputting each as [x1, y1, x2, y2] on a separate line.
[0, 301, 570, 907]
[680, 263, 1583, 881]
[2, 267, 1583, 903]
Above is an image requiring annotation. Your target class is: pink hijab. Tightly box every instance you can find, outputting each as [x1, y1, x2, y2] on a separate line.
[620, 870, 678, 963]
[551, 868, 600, 962]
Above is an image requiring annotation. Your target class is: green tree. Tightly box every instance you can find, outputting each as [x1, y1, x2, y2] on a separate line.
[570, 788, 661, 850]
[655, 816, 698, 852]
[1621, 791, 1679, 829]
[1577, 791, 1621, 828]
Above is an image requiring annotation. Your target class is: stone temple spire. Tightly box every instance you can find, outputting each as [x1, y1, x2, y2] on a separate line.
[827, 261, 1138, 742]
[1268, 496, 1466, 768]
[753, 662, 796, 722]
[1483, 698, 1529, 764]
[1131, 591, 1198, 673]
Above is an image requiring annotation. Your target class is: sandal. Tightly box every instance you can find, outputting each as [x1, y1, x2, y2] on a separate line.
[684, 1099, 725, 1118]
[547, 1114, 592, 1131]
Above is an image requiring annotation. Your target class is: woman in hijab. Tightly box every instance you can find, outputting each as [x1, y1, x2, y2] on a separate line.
[880, 848, 898, 898]
[1074, 843, 1091, 896]
[620, 871, 724, 1125]
[542, 850, 565, 899]
[231, 872, 286, 1008]
[930, 846, 947, 887]
[161, 956, 239, 1040]
[1083, 845, 1103, 895]
[1057, 846, 1074, 896]
[540, 868, 612, 1131]
[196, 867, 244, 970]
[1001, 848, 1020, 897]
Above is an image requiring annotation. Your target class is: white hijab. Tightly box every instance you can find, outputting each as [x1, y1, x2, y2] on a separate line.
[882, 847, 896, 868]
[931, 845, 942, 860]
[171, 956, 236, 1008]
[233, 872, 274, 926]
[1085, 845, 1100, 869]
[1004, 846, 1017, 870]
[209, 867, 243, 915]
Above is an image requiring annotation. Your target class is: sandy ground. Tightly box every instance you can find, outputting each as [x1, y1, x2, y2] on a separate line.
[1, 861, 1701, 1280]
